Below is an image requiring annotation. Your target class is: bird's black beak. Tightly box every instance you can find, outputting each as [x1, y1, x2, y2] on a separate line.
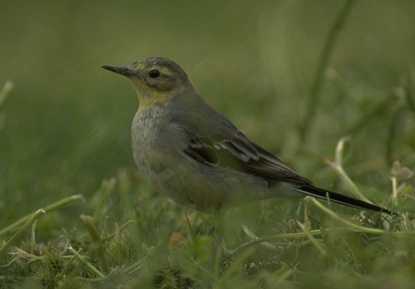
[102, 64, 137, 77]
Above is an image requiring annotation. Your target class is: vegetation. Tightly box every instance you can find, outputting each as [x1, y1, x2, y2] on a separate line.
[1, 1, 415, 288]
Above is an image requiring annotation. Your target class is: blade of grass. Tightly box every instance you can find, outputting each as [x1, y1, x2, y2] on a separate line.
[299, 0, 357, 143]
[326, 138, 372, 203]
[405, 69, 415, 113]
[68, 245, 106, 279]
[228, 230, 323, 258]
[0, 209, 45, 257]
[304, 197, 414, 236]
[241, 225, 278, 251]
[0, 194, 84, 237]
[0, 81, 13, 108]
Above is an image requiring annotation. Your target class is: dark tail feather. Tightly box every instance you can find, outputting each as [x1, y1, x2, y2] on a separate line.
[297, 184, 394, 215]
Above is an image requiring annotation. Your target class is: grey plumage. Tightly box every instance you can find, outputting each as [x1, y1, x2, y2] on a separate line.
[104, 57, 392, 214]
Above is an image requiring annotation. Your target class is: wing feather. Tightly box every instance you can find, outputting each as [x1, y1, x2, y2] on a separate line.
[178, 124, 310, 186]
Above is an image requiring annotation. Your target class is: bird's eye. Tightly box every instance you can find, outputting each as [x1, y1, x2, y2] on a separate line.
[148, 69, 160, 78]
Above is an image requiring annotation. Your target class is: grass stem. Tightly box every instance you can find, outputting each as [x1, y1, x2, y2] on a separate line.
[68, 245, 106, 279]
[299, 0, 357, 143]
[0, 194, 84, 237]
[0, 210, 45, 257]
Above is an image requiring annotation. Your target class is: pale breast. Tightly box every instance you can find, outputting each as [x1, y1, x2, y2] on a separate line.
[131, 106, 169, 176]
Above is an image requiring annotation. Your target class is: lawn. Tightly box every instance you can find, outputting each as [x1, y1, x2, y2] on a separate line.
[1, 1, 415, 288]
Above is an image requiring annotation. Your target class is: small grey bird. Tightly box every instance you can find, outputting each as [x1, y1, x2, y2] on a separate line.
[102, 57, 391, 214]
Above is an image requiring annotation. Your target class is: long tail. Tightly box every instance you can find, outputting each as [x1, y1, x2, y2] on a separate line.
[296, 184, 394, 215]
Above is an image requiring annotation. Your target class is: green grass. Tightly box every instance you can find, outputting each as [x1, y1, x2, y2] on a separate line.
[1, 159, 415, 289]
[1, 1, 415, 288]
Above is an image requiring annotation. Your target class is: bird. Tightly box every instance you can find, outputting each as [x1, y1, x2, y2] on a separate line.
[102, 57, 392, 215]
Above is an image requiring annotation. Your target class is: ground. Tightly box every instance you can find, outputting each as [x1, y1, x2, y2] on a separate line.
[1, 1, 415, 288]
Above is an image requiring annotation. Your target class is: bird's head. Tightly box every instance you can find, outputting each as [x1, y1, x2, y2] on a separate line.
[103, 57, 193, 108]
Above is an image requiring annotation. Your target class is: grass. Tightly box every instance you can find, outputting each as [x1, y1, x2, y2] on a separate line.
[1, 137, 415, 289]
[298, 0, 357, 143]
[1, 1, 415, 288]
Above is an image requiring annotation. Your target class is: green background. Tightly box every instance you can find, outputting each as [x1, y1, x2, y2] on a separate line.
[1, 1, 415, 288]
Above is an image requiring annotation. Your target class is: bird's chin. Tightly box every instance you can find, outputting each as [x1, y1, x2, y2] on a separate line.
[131, 83, 151, 101]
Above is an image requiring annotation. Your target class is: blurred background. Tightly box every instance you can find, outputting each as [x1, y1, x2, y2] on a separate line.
[2, 1, 415, 288]
[1, 0, 415, 224]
